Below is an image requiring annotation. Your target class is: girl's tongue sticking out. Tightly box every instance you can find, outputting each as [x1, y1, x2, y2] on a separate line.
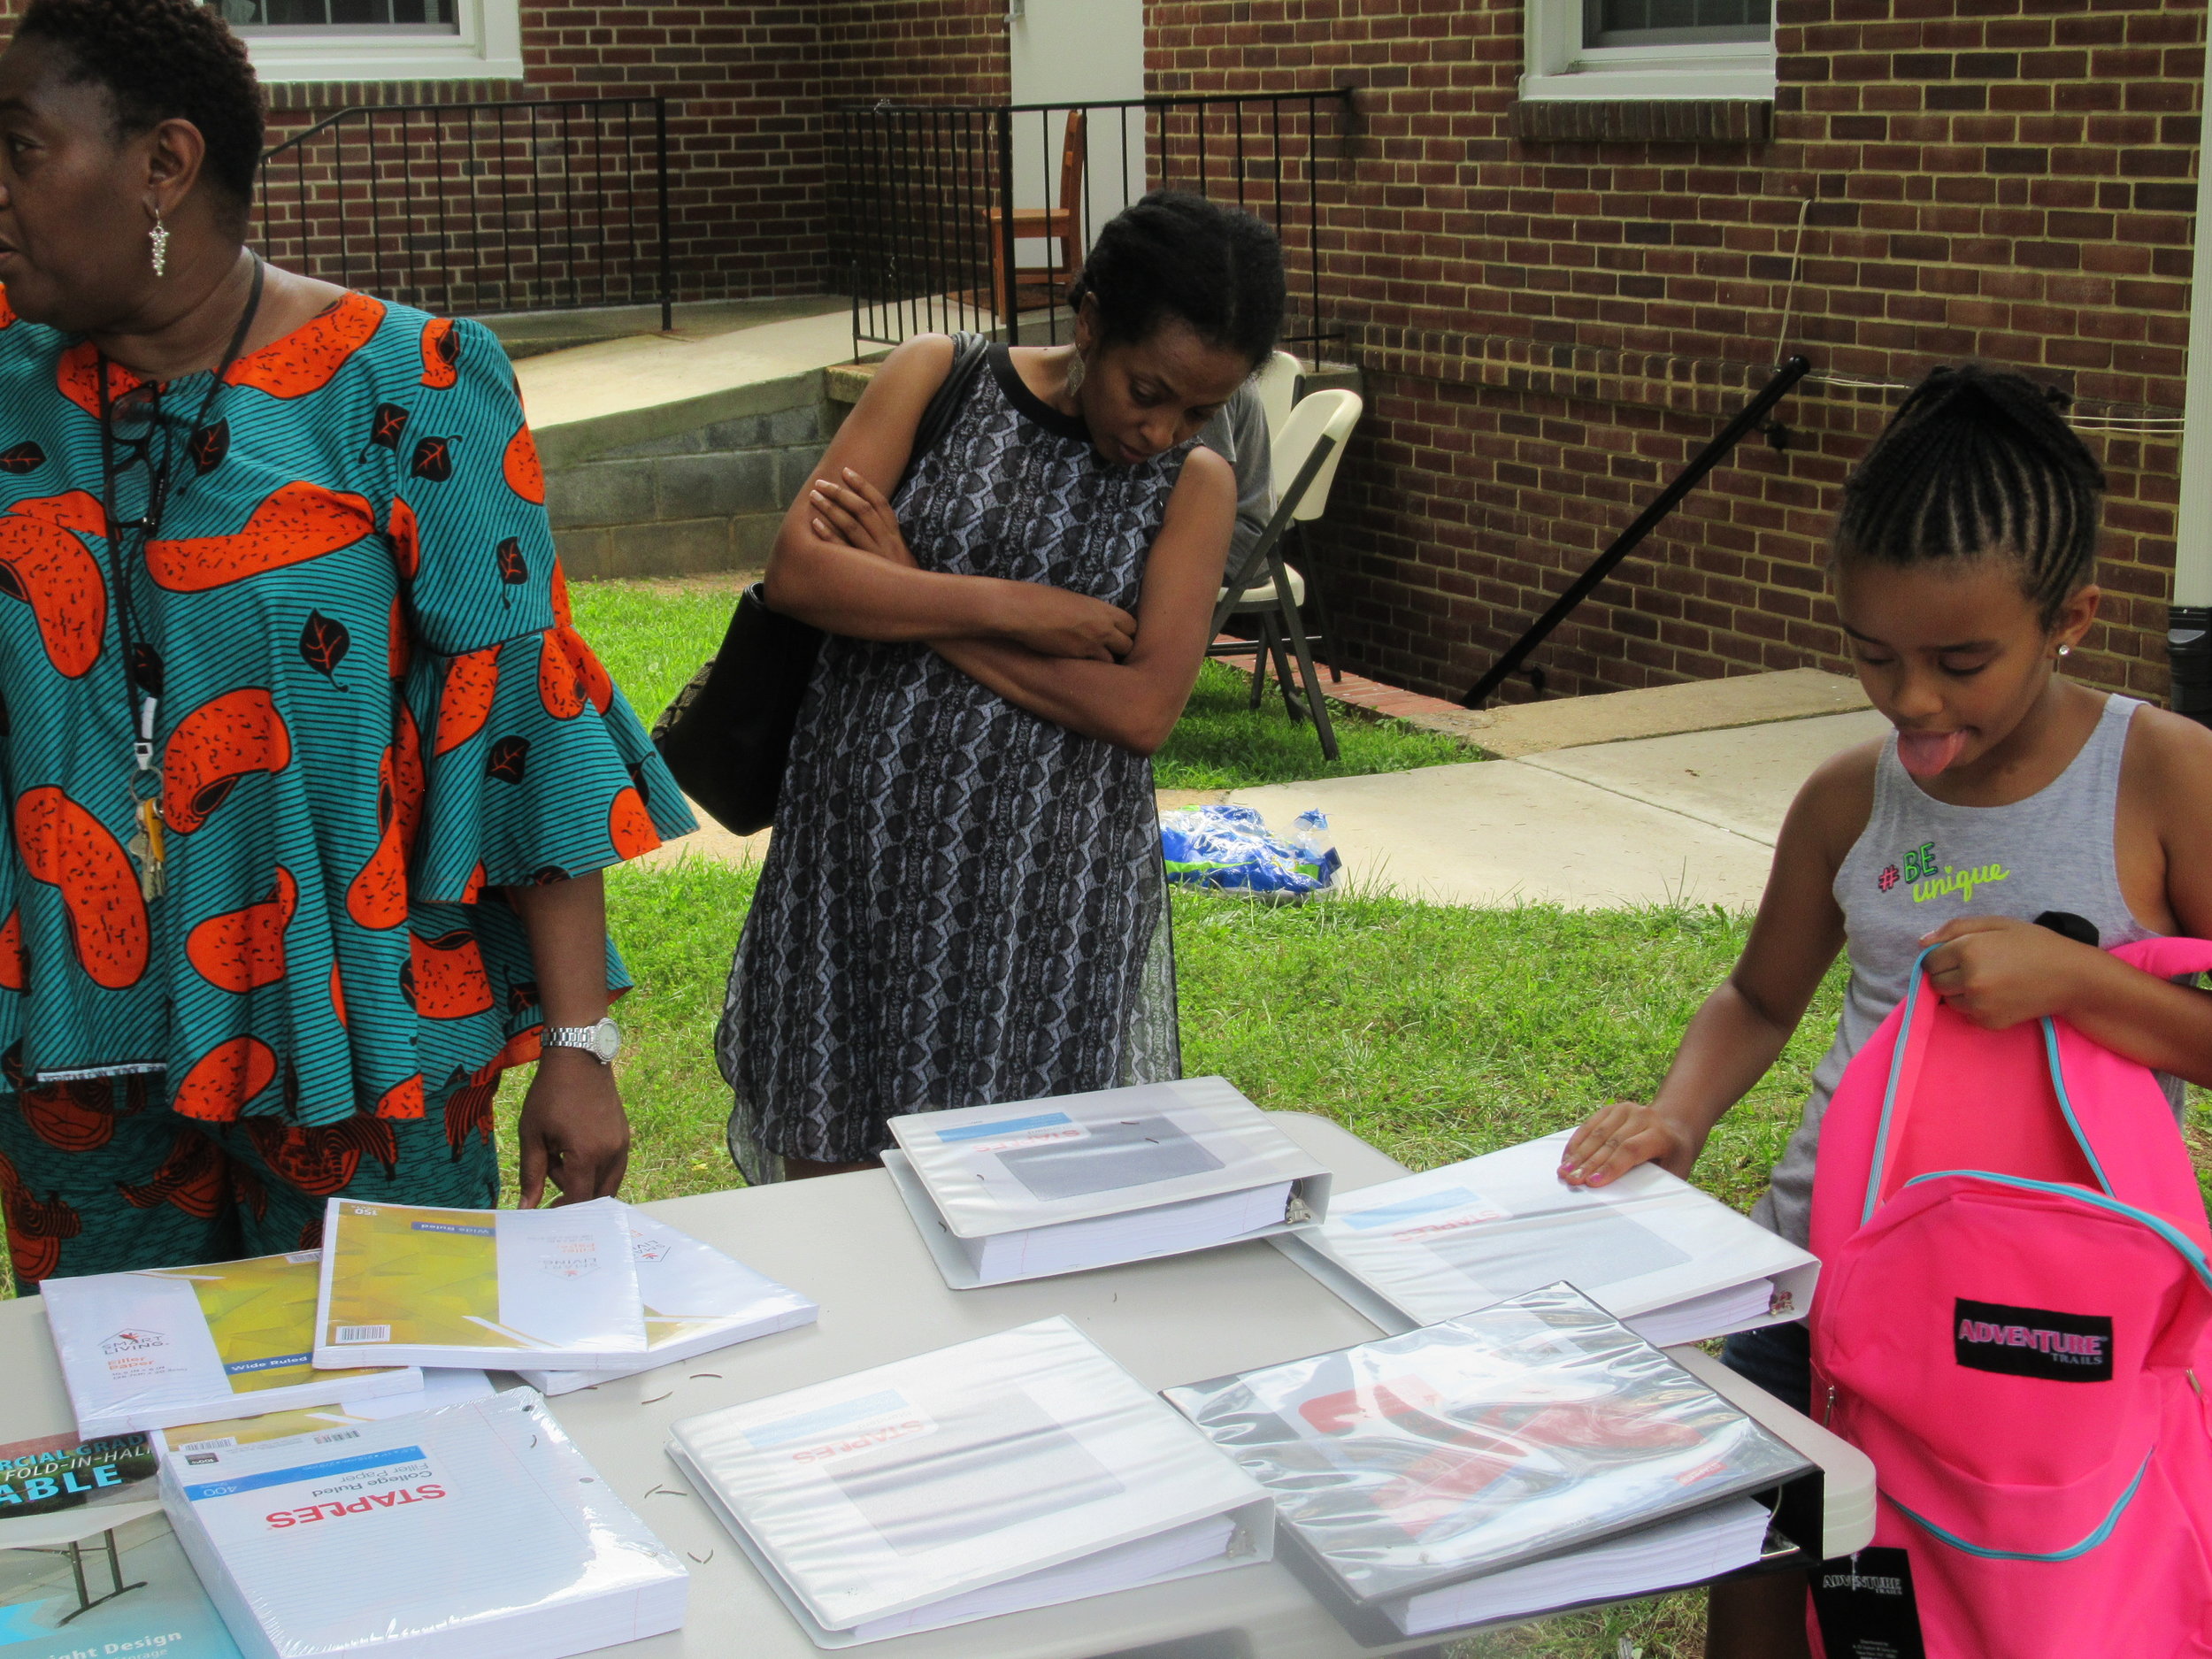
[1896, 728, 1970, 777]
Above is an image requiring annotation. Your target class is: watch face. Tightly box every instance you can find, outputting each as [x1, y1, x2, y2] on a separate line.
[589, 1019, 622, 1064]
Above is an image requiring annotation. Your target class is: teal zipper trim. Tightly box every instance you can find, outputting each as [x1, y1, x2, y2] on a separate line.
[1900, 1168, 2212, 1294]
[1863, 949, 1936, 1226]
[1891, 1449, 2152, 1563]
[2039, 1017, 2113, 1196]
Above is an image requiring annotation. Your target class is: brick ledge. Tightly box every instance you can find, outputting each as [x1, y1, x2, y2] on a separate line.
[1510, 98, 1772, 145]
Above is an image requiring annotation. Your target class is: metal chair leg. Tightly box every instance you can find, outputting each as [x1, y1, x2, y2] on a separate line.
[1289, 526, 1342, 683]
[1248, 621, 1271, 708]
[1270, 553, 1339, 761]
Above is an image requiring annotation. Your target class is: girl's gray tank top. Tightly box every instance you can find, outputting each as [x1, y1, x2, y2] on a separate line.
[1754, 693, 2170, 1247]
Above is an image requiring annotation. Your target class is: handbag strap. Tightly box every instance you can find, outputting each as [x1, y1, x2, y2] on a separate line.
[898, 332, 994, 490]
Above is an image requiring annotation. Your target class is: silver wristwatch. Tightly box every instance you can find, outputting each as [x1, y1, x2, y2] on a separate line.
[541, 1016, 622, 1064]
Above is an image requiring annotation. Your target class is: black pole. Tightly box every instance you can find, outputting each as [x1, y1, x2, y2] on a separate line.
[655, 97, 673, 333]
[996, 107, 1020, 346]
[1461, 356, 1812, 710]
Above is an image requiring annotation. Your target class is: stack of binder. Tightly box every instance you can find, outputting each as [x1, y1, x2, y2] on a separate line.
[42, 1250, 421, 1438]
[163, 1388, 687, 1659]
[1274, 1131, 1819, 1346]
[514, 1204, 818, 1395]
[883, 1078, 1333, 1286]
[667, 1317, 1275, 1645]
[1164, 1283, 1810, 1640]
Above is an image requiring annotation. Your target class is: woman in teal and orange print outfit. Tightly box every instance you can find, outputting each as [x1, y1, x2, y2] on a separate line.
[0, 0, 692, 1290]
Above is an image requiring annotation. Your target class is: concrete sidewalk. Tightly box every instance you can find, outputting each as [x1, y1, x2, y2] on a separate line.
[638, 670, 1893, 910]
[1225, 709, 1887, 910]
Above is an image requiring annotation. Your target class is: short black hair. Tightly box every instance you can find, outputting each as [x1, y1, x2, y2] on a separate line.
[1070, 191, 1286, 370]
[1835, 363, 2106, 626]
[15, 0, 265, 215]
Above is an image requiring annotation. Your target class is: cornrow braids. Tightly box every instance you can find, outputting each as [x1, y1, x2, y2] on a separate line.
[14, 0, 264, 217]
[1069, 190, 1286, 370]
[1835, 363, 2107, 626]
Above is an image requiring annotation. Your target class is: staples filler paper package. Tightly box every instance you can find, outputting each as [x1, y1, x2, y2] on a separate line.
[667, 1316, 1274, 1646]
[41, 1251, 423, 1439]
[312, 1197, 649, 1370]
[161, 1387, 687, 1659]
[156, 1370, 496, 1459]
[1274, 1131, 1819, 1347]
[515, 1204, 818, 1395]
[884, 1077, 1333, 1286]
[1164, 1284, 1809, 1622]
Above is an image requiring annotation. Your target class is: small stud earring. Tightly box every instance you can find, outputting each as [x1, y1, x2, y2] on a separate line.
[2057, 644, 2072, 658]
[149, 208, 169, 279]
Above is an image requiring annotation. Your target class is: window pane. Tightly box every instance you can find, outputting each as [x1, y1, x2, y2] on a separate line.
[225, 0, 455, 28]
[1584, 0, 1770, 47]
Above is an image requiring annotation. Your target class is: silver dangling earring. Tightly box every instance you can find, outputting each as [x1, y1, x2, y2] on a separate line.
[149, 208, 170, 279]
[1064, 349, 1087, 398]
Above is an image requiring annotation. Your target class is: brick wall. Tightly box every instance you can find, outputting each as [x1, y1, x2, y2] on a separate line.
[1151, 0, 2206, 706]
[821, 0, 1008, 102]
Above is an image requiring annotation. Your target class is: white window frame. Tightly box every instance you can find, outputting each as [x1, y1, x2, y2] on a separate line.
[234, 0, 521, 83]
[1522, 0, 1775, 102]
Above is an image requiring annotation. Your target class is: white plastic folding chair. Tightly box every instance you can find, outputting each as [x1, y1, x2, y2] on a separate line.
[1252, 349, 1302, 441]
[1207, 387, 1363, 760]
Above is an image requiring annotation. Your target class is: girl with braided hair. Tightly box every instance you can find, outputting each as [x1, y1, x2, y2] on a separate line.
[1556, 362, 2212, 1655]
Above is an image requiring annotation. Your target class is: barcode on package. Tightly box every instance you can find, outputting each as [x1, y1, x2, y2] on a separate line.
[313, 1430, 363, 1444]
[330, 1324, 391, 1344]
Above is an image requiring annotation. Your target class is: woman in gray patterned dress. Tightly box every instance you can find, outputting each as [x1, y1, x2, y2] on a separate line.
[717, 194, 1286, 1180]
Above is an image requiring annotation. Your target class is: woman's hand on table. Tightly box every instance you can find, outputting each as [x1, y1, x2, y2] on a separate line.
[516, 1047, 630, 1207]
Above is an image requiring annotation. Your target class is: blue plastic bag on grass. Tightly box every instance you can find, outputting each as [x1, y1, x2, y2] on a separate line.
[1160, 804, 1340, 895]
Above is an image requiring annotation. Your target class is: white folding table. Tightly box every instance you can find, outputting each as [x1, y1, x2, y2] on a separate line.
[0, 1111, 1872, 1659]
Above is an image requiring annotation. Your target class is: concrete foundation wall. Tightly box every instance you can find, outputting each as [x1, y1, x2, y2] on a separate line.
[546, 396, 831, 580]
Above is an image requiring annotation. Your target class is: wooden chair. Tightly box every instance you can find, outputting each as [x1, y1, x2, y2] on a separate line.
[990, 110, 1087, 320]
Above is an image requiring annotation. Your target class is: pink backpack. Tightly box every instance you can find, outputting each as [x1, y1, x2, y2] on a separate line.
[1807, 936, 2212, 1658]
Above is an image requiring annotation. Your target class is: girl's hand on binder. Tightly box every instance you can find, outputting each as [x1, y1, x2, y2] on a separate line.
[1558, 1101, 1699, 1188]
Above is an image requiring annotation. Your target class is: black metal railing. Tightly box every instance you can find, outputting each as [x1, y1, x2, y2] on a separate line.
[828, 90, 1355, 359]
[256, 97, 673, 328]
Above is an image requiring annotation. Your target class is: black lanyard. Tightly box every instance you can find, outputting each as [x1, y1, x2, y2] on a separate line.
[95, 255, 265, 777]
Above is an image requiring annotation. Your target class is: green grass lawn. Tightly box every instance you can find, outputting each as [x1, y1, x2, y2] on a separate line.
[569, 578, 1472, 792]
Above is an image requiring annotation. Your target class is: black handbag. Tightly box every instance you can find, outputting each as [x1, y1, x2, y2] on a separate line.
[651, 334, 993, 836]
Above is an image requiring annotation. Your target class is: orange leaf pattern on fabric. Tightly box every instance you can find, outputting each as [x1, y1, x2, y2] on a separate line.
[0, 302, 689, 1133]
[13, 787, 148, 989]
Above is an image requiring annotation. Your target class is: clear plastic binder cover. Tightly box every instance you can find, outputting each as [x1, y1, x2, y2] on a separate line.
[670, 1316, 1266, 1631]
[42, 1251, 417, 1435]
[518, 1206, 818, 1393]
[887, 1077, 1327, 1238]
[1164, 1284, 1809, 1602]
[315, 1197, 648, 1364]
[163, 1388, 687, 1655]
[1302, 1132, 1817, 1329]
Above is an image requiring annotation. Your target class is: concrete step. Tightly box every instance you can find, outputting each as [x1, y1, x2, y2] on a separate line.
[512, 303, 853, 582]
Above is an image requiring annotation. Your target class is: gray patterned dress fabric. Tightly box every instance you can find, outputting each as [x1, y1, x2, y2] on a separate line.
[718, 348, 1185, 1182]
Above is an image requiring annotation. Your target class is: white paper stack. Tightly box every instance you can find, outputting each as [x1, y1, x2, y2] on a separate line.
[514, 1204, 818, 1395]
[883, 1078, 1333, 1286]
[668, 1316, 1273, 1646]
[1274, 1131, 1818, 1346]
[41, 1251, 421, 1438]
[155, 1369, 496, 1460]
[311, 1196, 649, 1370]
[1164, 1284, 1809, 1640]
[161, 1387, 687, 1659]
